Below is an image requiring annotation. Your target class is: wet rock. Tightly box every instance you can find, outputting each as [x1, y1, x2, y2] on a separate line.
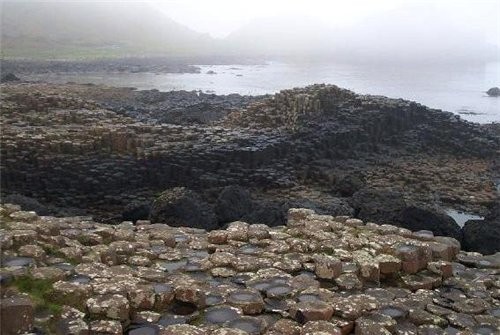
[227, 290, 265, 314]
[226, 316, 267, 335]
[463, 204, 500, 254]
[396, 206, 462, 242]
[486, 87, 500, 97]
[160, 324, 205, 335]
[204, 305, 241, 324]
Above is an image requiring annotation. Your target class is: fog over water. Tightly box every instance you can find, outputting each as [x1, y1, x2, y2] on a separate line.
[2, 0, 499, 122]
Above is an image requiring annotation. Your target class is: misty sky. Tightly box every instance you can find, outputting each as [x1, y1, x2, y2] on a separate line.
[9, 0, 499, 47]
[2, 0, 499, 63]
[155, 0, 499, 45]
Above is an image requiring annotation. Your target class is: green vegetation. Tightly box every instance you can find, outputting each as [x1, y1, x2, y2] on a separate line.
[12, 276, 62, 316]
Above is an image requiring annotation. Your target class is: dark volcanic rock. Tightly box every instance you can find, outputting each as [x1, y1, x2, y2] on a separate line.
[335, 174, 366, 197]
[122, 201, 151, 222]
[350, 188, 406, 223]
[396, 206, 463, 241]
[243, 202, 287, 227]
[463, 204, 500, 254]
[150, 187, 217, 229]
[215, 186, 253, 223]
[486, 87, 500, 97]
[3, 194, 52, 216]
[1, 73, 20, 83]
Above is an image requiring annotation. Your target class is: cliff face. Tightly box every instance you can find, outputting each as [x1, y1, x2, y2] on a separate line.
[1, 204, 499, 334]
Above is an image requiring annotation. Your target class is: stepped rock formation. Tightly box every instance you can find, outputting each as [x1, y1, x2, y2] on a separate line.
[1, 82, 499, 250]
[1, 205, 499, 334]
[2, 83, 498, 211]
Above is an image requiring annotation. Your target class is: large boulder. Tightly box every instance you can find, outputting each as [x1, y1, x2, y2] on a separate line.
[395, 206, 463, 241]
[463, 203, 500, 254]
[243, 201, 287, 227]
[3, 194, 52, 216]
[350, 188, 406, 223]
[335, 174, 365, 197]
[486, 87, 500, 97]
[122, 201, 151, 222]
[149, 187, 217, 230]
[215, 186, 253, 223]
[0, 73, 20, 83]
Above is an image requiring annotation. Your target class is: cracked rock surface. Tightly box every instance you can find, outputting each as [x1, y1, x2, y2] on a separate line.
[1, 205, 499, 334]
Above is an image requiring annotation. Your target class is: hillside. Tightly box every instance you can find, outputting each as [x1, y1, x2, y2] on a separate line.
[1, 2, 218, 59]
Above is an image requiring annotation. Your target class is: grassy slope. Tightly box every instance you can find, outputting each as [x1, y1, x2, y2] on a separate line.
[1, 2, 218, 60]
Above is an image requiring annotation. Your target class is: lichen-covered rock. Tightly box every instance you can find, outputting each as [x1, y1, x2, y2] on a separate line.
[86, 294, 130, 321]
[0, 205, 499, 335]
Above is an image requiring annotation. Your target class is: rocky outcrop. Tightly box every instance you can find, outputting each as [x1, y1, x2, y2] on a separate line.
[350, 188, 406, 223]
[350, 189, 464, 242]
[486, 87, 500, 97]
[0, 73, 20, 83]
[122, 201, 151, 223]
[1, 82, 498, 248]
[149, 187, 217, 230]
[396, 206, 463, 242]
[215, 186, 253, 223]
[1, 205, 499, 334]
[463, 204, 500, 254]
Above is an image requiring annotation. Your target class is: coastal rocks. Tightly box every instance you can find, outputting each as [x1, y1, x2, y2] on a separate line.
[1, 206, 499, 334]
[334, 174, 365, 197]
[122, 201, 151, 222]
[463, 204, 500, 254]
[216, 186, 253, 223]
[0, 73, 20, 83]
[0, 81, 498, 253]
[350, 188, 406, 223]
[396, 206, 463, 242]
[486, 87, 500, 97]
[149, 187, 217, 230]
[242, 201, 287, 227]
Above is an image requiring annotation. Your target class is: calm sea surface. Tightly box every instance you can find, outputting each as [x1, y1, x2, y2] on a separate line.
[30, 61, 500, 123]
